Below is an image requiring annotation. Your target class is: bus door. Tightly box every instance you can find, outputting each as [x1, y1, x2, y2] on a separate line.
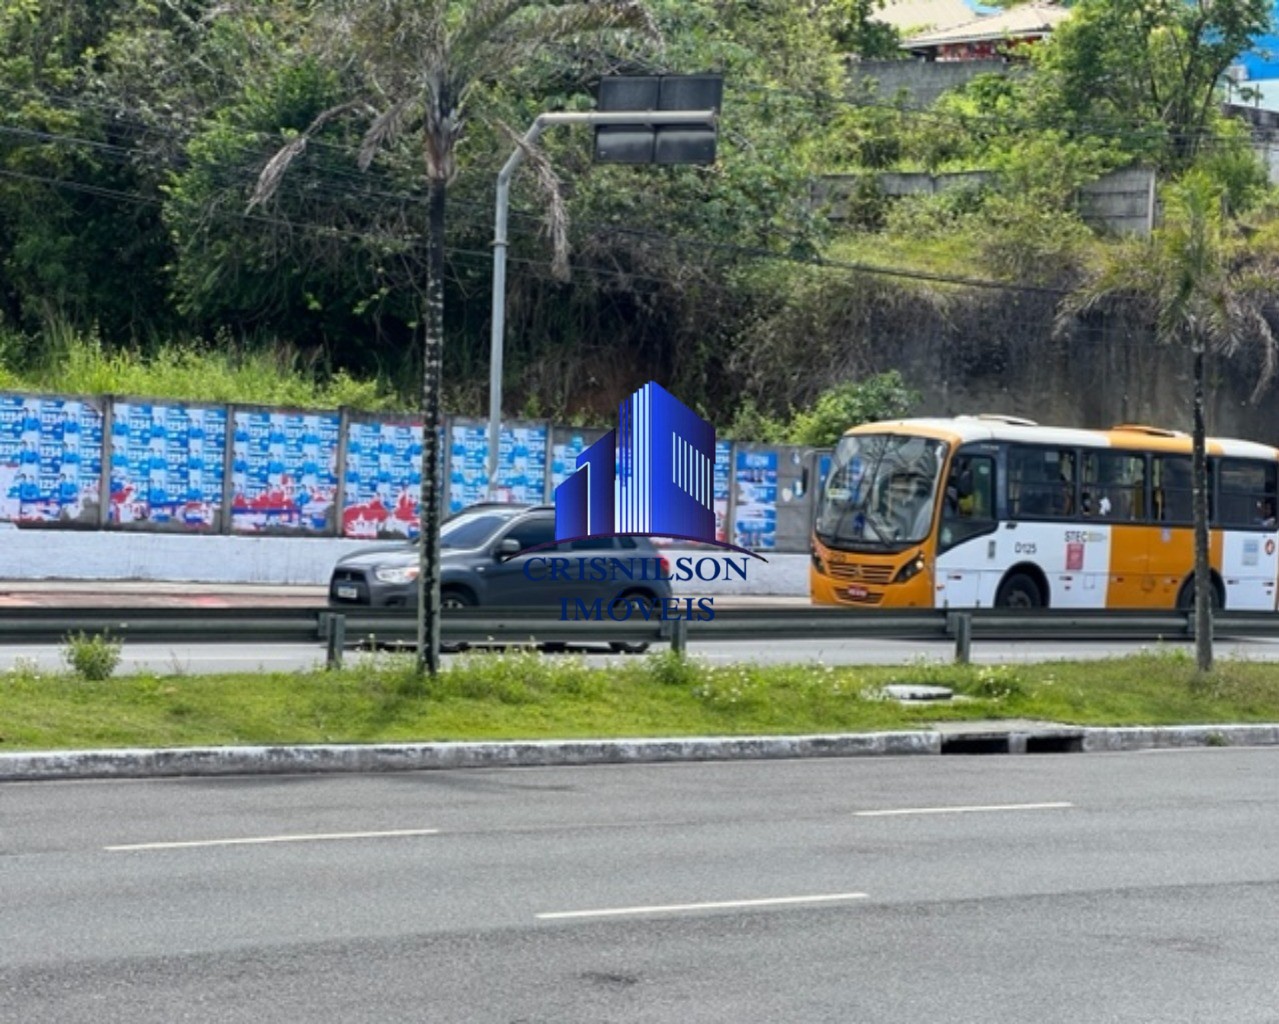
[934, 451, 998, 607]
[1143, 454, 1199, 606]
[1081, 450, 1153, 607]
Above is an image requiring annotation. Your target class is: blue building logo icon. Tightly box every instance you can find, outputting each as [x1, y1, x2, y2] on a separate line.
[554, 381, 717, 544]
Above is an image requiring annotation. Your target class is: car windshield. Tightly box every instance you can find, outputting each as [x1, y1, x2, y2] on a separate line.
[440, 510, 522, 550]
[815, 433, 947, 549]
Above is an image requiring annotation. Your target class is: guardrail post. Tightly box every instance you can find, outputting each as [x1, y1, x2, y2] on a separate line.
[324, 613, 346, 670]
[953, 612, 972, 665]
[670, 616, 688, 656]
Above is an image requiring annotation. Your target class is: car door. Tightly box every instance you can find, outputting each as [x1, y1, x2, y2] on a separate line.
[479, 513, 561, 606]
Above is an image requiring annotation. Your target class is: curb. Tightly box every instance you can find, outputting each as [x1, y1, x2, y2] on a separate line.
[1080, 724, 1279, 752]
[0, 732, 939, 781]
[3, 724, 1279, 781]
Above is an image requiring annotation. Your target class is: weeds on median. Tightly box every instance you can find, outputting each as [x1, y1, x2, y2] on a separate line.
[61, 632, 123, 682]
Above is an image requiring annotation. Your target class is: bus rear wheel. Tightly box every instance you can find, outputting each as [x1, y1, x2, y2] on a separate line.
[995, 572, 1043, 609]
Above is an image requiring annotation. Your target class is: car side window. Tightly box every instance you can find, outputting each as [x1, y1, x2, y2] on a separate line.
[502, 517, 555, 552]
[570, 536, 614, 551]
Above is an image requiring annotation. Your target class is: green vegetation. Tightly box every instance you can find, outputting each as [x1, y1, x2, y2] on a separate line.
[61, 631, 122, 682]
[2, 327, 400, 410]
[2, 649, 1278, 751]
[1, 0, 1278, 430]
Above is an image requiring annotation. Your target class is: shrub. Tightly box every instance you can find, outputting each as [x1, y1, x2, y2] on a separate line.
[62, 631, 123, 681]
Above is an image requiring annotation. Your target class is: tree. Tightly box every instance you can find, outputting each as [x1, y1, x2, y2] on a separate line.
[825, 0, 902, 59]
[250, 0, 656, 675]
[1028, 0, 1272, 169]
[1058, 173, 1279, 672]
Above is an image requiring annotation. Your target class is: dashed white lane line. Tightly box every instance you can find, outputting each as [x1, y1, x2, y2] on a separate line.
[537, 893, 868, 920]
[105, 828, 439, 851]
[854, 801, 1074, 817]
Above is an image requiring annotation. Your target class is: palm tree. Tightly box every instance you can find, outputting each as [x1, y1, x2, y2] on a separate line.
[1058, 172, 1279, 672]
[250, 0, 657, 674]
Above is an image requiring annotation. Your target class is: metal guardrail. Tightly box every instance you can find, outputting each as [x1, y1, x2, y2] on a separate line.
[1, 605, 1277, 667]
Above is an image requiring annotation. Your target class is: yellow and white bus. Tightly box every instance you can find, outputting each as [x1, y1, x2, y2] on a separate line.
[810, 415, 1279, 611]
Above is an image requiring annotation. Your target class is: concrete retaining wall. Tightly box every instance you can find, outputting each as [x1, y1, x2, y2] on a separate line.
[0, 525, 811, 595]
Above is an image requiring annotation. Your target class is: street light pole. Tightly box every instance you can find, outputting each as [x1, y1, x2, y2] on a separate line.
[486, 109, 717, 499]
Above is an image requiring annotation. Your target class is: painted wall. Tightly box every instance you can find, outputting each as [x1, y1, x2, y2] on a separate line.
[0, 525, 810, 595]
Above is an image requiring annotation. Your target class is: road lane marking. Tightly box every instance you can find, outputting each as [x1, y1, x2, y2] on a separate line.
[537, 893, 868, 920]
[105, 828, 439, 851]
[854, 801, 1073, 817]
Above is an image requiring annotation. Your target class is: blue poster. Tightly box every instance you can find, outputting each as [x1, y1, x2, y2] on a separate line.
[107, 402, 226, 530]
[550, 429, 606, 490]
[497, 425, 547, 505]
[448, 423, 548, 513]
[714, 440, 732, 544]
[0, 395, 103, 526]
[448, 423, 490, 513]
[231, 409, 339, 534]
[734, 448, 778, 551]
[342, 420, 425, 539]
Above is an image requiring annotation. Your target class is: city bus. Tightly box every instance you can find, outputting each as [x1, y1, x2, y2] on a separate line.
[810, 415, 1279, 610]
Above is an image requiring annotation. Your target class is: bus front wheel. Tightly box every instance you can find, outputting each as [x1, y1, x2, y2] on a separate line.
[995, 572, 1044, 609]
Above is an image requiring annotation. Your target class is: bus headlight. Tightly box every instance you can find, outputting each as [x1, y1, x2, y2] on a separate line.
[893, 553, 926, 584]
[810, 551, 827, 575]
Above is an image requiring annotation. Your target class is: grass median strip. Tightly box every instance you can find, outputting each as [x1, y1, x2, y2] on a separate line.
[2, 648, 1279, 752]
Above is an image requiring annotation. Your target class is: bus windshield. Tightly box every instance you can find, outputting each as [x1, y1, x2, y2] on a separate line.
[815, 434, 947, 549]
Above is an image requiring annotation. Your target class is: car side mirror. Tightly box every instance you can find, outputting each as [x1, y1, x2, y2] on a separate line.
[496, 538, 521, 559]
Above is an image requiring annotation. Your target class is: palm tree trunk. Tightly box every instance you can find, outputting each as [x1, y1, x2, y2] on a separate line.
[416, 176, 446, 675]
[1192, 343, 1213, 673]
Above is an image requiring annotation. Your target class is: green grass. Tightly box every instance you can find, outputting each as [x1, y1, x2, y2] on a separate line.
[3, 649, 1279, 752]
[0, 326, 403, 412]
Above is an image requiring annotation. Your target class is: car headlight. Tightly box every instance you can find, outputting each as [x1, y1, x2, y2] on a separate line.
[374, 566, 420, 584]
[893, 553, 926, 584]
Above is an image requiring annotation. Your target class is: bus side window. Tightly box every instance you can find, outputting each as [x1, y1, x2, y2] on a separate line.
[1085, 451, 1144, 521]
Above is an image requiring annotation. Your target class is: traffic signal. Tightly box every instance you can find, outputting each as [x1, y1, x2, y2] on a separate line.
[594, 74, 723, 166]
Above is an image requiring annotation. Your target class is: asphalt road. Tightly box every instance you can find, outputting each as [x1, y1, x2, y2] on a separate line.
[2, 749, 1277, 1023]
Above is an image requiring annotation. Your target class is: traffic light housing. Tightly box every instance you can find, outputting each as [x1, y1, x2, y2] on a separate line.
[594, 74, 723, 166]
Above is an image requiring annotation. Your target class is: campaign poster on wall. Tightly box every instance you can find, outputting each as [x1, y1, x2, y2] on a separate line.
[0, 394, 104, 526]
[108, 402, 226, 531]
[342, 419, 425, 539]
[448, 422, 489, 513]
[714, 440, 733, 544]
[549, 427, 608, 493]
[230, 409, 339, 534]
[448, 422, 548, 513]
[733, 448, 778, 551]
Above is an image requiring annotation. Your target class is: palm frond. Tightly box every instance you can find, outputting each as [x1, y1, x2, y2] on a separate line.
[499, 121, 572, 282]
[359, 98, 415, 170]
[248, 100, 370, 210]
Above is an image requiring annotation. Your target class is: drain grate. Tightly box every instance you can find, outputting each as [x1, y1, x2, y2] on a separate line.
[940, 731, 1085, 755]
[940, 735, 1011, 755]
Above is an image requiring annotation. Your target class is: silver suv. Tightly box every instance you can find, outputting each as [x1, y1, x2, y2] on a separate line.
[328, 503, 674, 648]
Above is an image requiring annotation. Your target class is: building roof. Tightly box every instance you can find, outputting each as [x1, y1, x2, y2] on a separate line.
[873, 0, 977, 34]
[901, 2, 1071, 49]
